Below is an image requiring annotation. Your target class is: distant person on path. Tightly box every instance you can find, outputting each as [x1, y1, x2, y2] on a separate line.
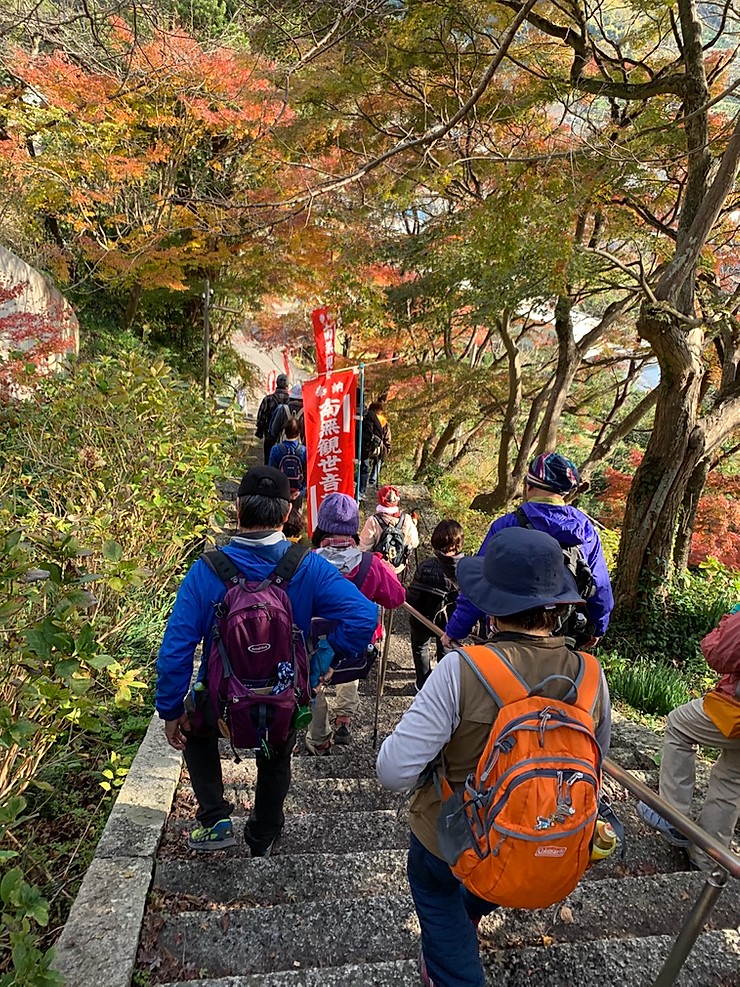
[359, 484, 419, 574]
[638, 606, 740, 869]
[406, 519, 465, 692]
[305, 493, 405, 753]
[377, 527, 612, 987]
[269, 416, 307, 506]
[443, 452, 613, 650]
[359, 399, 392, 496]
[156, 466, 376, 856]
[256, 374, 290, 464]
[269, 382, 304, 444]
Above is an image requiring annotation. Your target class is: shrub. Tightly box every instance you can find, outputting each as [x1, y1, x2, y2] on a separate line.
[0, 346, 242, 982]
[602, 653, 693, 716]
[608, 559, 740, 671]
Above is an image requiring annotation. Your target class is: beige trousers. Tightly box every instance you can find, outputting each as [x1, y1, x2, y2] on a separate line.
[306, 680, 361, 746]
[659, 697, 740, 867]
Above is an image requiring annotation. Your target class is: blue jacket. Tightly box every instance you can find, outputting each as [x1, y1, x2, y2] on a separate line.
[445, 501, 614, 640]
[155, 534, 378, 720]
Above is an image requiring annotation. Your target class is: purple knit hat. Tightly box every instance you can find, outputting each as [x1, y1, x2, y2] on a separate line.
[316, 493, 359, 536]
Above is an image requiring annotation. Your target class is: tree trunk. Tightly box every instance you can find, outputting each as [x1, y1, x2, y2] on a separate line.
[613, 353, 705, 605]
[123, 283, 143, 330]
[536, 294, 579, 453]
[672, 457, 710, 571]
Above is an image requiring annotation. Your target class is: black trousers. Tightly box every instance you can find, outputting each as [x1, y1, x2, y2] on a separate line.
[409, 619, 446, 690]
[184, 725, 296, 852]
[263, 436, 277, 465]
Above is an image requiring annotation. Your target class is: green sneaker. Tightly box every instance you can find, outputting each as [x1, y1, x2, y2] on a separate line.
[188, 818, 237, 851]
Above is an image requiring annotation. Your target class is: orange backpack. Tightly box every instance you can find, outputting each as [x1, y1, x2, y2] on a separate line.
[436, 644, 603, 910]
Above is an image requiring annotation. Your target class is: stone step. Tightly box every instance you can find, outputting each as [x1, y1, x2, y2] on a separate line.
[154, 827, 690, 906]
[157, 929, 740, 986]
[156, 874, 740, 978]
[159, 810, 409, 860]
[176, 777, 404, 817]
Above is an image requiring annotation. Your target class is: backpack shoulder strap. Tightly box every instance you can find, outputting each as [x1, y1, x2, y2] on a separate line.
[201, 549, 241, 586]
[572, 650, 602, 716]
[268, 542, 311, 588]
[375, 513, 390, 529]
[459, 644, 530, 707]
[514, 505, 533, 529]
[353, 551, 374, 590]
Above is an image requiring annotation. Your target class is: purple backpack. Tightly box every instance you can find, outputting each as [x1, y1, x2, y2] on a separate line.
[202, 544, 310, 754]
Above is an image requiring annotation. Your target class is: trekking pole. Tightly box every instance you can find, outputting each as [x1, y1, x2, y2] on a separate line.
[355, 363, 365, 502]
[402, 601, 486, 645]
[372, 604, 395, 749]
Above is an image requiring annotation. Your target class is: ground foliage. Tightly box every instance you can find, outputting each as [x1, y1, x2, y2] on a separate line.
[0, 345, 241, 981]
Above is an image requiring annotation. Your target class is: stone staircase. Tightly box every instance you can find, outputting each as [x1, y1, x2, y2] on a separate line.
[136, 602, 740, 987]
[133, 480, 739, 987]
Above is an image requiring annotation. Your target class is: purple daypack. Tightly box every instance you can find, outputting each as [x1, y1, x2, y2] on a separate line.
[310, 552, 378, 685]
[202, 544, 310, 753]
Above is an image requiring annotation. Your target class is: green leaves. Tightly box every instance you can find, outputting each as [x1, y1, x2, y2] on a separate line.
[102, 540, 122, 564]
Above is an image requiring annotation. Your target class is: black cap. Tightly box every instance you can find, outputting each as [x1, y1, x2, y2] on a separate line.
[276, 374, 289, 389]
[237, 466, 291, 501]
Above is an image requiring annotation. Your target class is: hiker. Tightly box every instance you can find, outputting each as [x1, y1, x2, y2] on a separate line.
[255, 374, 290, 464]
[268, 416, 307, 505]
[156, 466, 377, 856]
[442, 452, 613, 650]
[269, 381, 304, 444]
[359, 484, 419, 574]
[638, 606, 740, 870]
[305, 493, 405, 754]
[359, 399, 392, 497]
[406, 519, 465, 692]
[283, 504, 307, 544]
[377, 527, 612, 987]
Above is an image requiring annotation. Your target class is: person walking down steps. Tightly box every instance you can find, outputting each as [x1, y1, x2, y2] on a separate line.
[638, 604, 740, 870]
[406, 519, 465, 692]
[255, 374, 290, 465]
[359, 484, 419, 575]
[377, 527, 612, 987]
[443, 452, 613, 651]
[305, 493, 405, 754]
[155, 466, 376, 856]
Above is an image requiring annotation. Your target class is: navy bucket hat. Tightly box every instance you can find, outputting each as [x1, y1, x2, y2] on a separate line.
[457, 527, 584, 617]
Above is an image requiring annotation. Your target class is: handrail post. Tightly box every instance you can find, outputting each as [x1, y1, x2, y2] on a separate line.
[652, 868, 728, 987]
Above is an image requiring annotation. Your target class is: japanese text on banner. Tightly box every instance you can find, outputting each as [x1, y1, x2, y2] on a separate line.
[303, 370, 357, 535]
[311, 307, 336, 376]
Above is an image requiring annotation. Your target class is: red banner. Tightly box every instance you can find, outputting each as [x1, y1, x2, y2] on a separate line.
[266, 369, 276, 394]
[282, 348, 291, 379]
[303, 370, 357, 535]
[311, 307, 336, 375]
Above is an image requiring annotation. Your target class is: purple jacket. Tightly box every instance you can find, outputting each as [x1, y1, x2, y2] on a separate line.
[445, 502, 614, 640]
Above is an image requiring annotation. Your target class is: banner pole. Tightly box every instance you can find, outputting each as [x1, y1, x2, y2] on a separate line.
[355, 362, 365, 501]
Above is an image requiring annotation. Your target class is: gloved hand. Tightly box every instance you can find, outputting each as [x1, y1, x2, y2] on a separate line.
[310, 638, 335, 690]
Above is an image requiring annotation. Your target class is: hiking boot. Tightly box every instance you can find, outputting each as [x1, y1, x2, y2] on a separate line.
[333, 716, 352, 745]
[246, 837, 276, 858]
[637, 801, 691, 847]
[305, 734, 332, 755]
[418, 949, 436, 987]
[188, 818, 236, 851]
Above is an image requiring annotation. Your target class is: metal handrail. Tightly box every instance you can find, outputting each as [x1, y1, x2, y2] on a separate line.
[399, 600, 739, 985]
[604, 757, 739, 879]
